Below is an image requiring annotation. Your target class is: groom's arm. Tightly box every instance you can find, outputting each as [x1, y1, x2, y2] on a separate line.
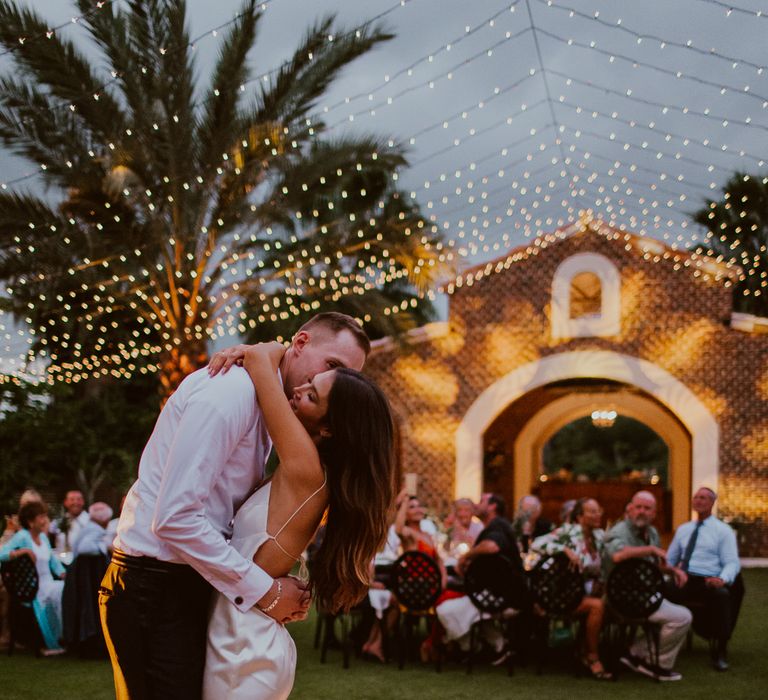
[150, 382, 273, 613]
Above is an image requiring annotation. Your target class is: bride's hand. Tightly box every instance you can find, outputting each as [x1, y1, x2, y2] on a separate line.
[257, 576, 311, 624]
[243, 342, 286, 374]
[207, 344, 251, 376]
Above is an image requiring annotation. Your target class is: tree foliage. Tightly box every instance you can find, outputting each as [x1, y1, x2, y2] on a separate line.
[0, 376, 158, 514]
[542, 416, 669, 485]
[0, 0, 448, 399]
[690, 172, 768, 317]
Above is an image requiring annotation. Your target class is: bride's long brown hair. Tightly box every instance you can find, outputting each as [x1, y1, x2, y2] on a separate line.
[311, 368, 397, 612]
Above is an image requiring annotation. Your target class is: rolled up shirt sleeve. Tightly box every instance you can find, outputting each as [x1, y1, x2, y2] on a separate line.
[151, 397, 272, 612]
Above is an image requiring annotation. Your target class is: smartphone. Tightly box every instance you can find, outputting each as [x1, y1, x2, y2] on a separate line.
[404, 472, 418, 496]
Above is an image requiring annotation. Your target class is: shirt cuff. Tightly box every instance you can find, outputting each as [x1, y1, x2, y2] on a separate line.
[224, 564, 274, 613]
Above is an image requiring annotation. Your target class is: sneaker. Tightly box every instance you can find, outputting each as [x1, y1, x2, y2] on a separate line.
[653, 666, 682, 682]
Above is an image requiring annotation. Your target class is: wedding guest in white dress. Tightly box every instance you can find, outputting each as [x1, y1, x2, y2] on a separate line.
[0, 501, 66, 655]
[202, 341, 396, 699]
[100, 312, 370, 700]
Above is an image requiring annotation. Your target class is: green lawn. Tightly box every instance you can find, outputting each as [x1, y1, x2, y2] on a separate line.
[2, 569, 767, 700]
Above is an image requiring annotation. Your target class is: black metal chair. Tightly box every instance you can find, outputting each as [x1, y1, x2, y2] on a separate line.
[314, 599, 368, 669]
[1, 554, 43, 656]
[463, 553, 529, 675]
[391, 551, 442, 669]
[605, 558, 664, 677]
[529, 552, 585, 674]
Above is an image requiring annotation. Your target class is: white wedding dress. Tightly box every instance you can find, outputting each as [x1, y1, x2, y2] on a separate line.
[203, 480, 321, 699]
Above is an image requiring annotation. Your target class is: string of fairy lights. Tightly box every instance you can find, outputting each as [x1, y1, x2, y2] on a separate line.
[1, 0, 767, 384]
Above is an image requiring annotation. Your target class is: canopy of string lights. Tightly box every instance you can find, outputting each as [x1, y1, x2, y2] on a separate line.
[1, 0, 765, 388]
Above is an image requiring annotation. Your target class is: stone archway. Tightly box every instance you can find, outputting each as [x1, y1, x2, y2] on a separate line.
[455, 351, 719, 520]
[513, 391, 691, 528]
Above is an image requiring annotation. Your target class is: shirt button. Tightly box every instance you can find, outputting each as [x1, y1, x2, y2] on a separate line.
[234, 596, 243, 605]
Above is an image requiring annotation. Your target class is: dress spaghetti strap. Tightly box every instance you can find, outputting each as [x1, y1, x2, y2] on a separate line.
[266, 474, 327, 564]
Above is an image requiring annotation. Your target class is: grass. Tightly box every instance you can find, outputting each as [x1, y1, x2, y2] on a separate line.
[1, 569, 766, 699]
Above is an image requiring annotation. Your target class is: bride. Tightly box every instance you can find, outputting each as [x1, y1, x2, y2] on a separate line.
[203, 341, 396, 699]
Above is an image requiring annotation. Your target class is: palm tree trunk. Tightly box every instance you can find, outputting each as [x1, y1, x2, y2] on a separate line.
[158, 340, 209, 404]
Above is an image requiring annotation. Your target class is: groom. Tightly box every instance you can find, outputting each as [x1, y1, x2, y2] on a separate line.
[99, 313, 370, 700]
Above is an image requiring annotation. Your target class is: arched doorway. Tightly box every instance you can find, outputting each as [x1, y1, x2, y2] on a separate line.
[482, 382, 690, 534]
[455, 350, 718, 531]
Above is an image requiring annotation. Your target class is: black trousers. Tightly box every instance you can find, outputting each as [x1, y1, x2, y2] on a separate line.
[667, 573, 745, 642]
[98, 550, 212, 700]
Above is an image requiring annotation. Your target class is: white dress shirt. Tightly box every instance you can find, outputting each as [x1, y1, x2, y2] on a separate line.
[51, 511, 91, 553]
[667, 515, 741, 584]
[72, 520, 111, 557]
[114, 367, 273, 612]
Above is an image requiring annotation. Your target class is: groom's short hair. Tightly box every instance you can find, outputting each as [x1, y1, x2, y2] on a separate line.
[298, 312, 371, 356]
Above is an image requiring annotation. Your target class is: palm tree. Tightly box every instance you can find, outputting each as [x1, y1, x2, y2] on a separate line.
[690, 172, 768, 317]
[0, 0, 447, 399]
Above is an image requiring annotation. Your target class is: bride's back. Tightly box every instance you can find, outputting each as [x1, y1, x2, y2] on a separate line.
[250, 469, 328, 579]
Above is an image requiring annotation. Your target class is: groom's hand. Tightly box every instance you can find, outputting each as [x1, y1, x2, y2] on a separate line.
[259, 576, 311, 624]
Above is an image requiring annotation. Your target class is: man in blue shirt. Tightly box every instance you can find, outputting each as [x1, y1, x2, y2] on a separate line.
[667, 487, 744, 671]
[72, 503, 114, 558]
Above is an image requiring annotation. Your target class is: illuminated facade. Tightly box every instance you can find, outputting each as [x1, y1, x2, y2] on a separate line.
[365, 220, 768, 556]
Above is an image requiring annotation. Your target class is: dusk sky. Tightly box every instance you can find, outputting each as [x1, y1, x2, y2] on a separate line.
[2, 0, 766, 369]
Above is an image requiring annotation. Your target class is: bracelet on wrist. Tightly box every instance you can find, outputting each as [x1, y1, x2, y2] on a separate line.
[259, 579, 282, 613]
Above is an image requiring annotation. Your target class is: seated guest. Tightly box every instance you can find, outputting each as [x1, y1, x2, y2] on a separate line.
[1, 489, 44, 648]
[666, 487, 743, 671]
[1, 489, 43, 547]
[532, 498, 612, 680]
[0, 501, 66, 655]
[434, 493, 524, 664]
[378, 495, 437, 563]
[603, 490, 691, 682]
[72, 503, 114, 558]
[362, 490, 444, 662]
[444, 498, 483, 556]
[559, 498, 577, 525]
[49, 490, 90, 554]
[513, 495, 554, 551]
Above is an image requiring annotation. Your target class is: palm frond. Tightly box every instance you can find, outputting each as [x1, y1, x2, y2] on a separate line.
[197, 0, 260, 173]
[0, 78, 100, 185]
[0, 0, 124, 141]
[256, 15, 393, 126]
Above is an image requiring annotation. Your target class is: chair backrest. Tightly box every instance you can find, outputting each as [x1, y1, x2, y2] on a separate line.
[531, 552, 585, 616]
[464, 553, 529, 614]
[606, 558, 664, 619]
[0, 554, 39, 604]
[392, 551, 442, 612]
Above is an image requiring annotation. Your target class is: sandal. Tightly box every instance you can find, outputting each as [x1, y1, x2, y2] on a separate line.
[582, 656, 614, 681]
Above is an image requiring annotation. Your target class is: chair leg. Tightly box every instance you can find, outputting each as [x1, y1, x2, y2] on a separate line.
[430, 615, 442, 673]
[314, 611, 323, 650]
[341, 614, 351, 669]
[505, 619, 515, 677]
[466, 621, 477, 675]
[319, 615, 329, 664]
[535, 617, 548, 675]
[397, 615, 406, 670]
